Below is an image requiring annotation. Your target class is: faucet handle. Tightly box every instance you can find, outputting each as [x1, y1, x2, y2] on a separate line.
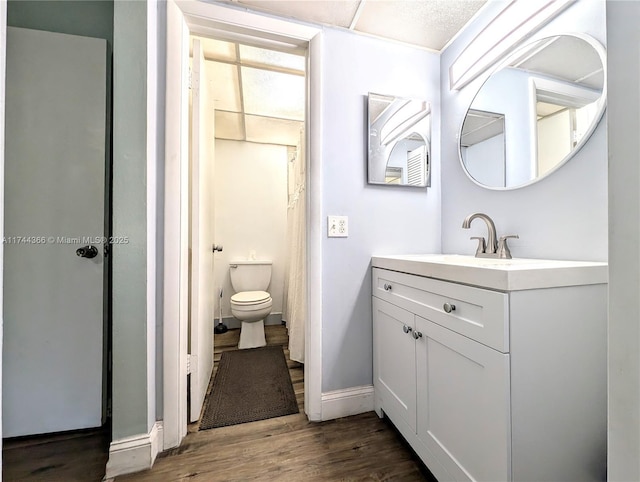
[470, 236, 486, 256]
[497, 235, 519, 259]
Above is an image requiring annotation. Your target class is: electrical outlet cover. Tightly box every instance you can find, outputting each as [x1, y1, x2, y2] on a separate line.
[328, 215, 348, 237]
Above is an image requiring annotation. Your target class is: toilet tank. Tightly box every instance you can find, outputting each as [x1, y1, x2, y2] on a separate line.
[229, 260, 272, 292]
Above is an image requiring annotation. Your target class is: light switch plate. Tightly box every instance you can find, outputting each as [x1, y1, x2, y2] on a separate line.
[328, 215, 348, 237]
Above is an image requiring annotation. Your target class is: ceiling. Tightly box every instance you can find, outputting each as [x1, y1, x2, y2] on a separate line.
[199, 0, 488, 146]
[226, 0, 488, 51]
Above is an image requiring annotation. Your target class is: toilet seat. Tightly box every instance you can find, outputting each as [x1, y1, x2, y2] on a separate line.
[230, 290, 270, 305]
[230, 291, 272, 314]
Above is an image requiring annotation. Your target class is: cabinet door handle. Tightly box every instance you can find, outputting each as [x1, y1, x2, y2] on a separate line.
[383, 283, 392, 291]
[402, 325, 413, 334]
[443, 302, 456, 313]
[412, 331, 423, 339]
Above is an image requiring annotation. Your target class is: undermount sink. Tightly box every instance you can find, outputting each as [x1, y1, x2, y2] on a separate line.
[371, 254, 608, 291]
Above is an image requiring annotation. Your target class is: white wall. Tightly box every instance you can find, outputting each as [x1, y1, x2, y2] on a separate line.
[470, 67, 536, 186]
[607, 2, 640, 479]
[464, 132, 505, 187]
[319, 28, 441, 392]
[213, 139, 288, 319]
[440, 0, 607, 261]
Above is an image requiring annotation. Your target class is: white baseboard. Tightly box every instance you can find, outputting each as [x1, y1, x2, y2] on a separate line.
[104, 421, 163, 479]
[321, 385, 374, 421]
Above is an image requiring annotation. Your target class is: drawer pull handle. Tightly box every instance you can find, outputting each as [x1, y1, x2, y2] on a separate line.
[412, 331, 423, 339]
[443, 302, 456, 313]
[402, 325, 413, 334]
[383, 283, 392, 291]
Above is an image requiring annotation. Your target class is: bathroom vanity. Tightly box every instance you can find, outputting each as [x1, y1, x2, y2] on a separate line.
[371, 254, 607, 482]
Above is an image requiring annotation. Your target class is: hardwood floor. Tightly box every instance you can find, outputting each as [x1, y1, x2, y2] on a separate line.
[3, 325, 434, 481]
[118, 325, 433, 482]
[2, 427, 110, 481]
[117, 411, 432, 482]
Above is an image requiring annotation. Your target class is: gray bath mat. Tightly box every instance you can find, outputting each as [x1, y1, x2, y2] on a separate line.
[199, 345, 299, 430]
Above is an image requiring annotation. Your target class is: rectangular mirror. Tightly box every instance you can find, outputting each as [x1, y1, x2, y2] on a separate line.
[367, 92, 431, 187]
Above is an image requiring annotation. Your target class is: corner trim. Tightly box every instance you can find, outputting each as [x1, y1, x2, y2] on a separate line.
[321, 385, 374, 421]
[104, 421, 163, 479]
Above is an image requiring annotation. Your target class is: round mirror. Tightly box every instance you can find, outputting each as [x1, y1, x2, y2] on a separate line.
[459, 33, 607, 190]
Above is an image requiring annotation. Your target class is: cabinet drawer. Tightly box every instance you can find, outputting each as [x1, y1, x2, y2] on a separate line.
[373, 267, 509, 352]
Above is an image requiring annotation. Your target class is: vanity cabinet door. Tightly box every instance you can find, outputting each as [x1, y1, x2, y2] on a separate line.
[415, 316, 511, 482]
[373, 297, 417, 432]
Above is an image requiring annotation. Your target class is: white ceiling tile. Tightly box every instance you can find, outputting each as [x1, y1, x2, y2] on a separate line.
[239, 44, 306, 71]
[215, 111, 245, 140]
[242, 66, 305, 120]
[245, 115, 304, 145]
[355, 0, 486, 50]
[205, 61, 242, 112]
[237, 0, 361, 28]
[198, 36, 237, 61]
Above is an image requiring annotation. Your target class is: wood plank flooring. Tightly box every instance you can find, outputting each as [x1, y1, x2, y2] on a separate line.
[117, 411, 433, 482]
[3, 325, 434, 481]
[2, 427, 110, 481]
[118, 325, 433, 481]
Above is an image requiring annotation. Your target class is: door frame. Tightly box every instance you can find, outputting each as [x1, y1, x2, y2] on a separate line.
[163, 0, 322, 449]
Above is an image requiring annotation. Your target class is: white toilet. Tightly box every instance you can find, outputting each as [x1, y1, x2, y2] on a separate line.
[229, 260, 273, 349]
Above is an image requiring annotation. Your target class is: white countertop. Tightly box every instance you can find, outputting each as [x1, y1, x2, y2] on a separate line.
[371, 254, 608, 291]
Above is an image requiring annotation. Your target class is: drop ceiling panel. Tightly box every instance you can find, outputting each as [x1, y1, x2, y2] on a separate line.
[239, 44, 305, 71]
[242, 66, 305, 120]
[215, 111, 245, 140]
[206, 61, 242, 112]
[355, 0, 486, 50]
[237, 0, 361, 28]
[199, 36, 237, 61]
[245, 115, 303, 145]
[517, 36, 604, 88]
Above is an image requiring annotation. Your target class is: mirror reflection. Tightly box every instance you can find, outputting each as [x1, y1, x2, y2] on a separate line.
[460, 34, 606, 189]
[368, 93, 431, 187]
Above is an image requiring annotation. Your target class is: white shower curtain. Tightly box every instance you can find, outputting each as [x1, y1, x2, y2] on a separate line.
[283, 129, 306, 363]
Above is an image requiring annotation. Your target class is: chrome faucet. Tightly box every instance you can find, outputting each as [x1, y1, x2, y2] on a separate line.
[462, 212, 519, 259]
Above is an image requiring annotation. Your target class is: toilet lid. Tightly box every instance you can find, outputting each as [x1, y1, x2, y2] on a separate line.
[231, 290, 270, 304]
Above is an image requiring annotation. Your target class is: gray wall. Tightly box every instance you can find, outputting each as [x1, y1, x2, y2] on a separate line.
[440, 0, 607, 262]
[607, 2, 640, 479]
[7, 0, 113, 45]
[319, 28, 441, 392]
[112, 0, 153, 440]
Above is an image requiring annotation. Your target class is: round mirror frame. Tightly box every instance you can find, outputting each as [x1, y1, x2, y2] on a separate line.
[457, 32, 607, 191]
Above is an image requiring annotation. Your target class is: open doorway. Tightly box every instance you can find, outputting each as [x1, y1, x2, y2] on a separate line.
[163, 1, 322, 448]
[187, 32, 307, 427]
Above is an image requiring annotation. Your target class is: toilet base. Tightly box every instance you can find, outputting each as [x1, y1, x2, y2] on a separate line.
[238, 319, 266, 349]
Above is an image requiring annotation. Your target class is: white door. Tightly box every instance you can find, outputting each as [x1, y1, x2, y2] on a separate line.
[189, 38, 216, 422]
[3, 27, 106, 437]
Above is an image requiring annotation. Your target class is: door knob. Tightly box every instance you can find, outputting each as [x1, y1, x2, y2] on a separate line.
[212, 244, 223, 252]
[403, 325, 413, 334]
[76, 245, 98, 259]
[443, 302, 456, 313]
